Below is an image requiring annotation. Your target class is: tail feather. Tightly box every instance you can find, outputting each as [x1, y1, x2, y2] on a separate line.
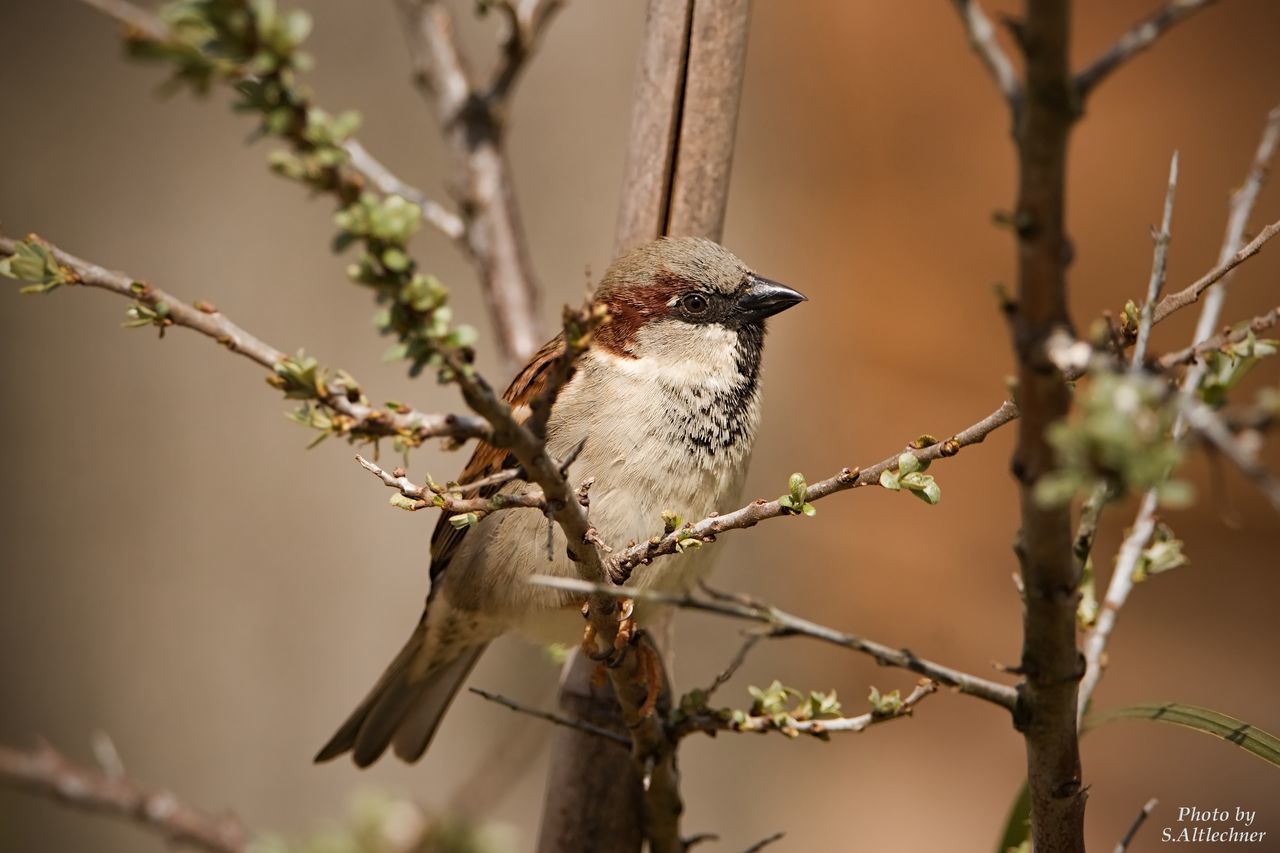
[315, 633, 488, 767]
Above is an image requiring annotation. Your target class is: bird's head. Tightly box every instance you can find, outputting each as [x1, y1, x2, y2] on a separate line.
[592, 236, 806, 360]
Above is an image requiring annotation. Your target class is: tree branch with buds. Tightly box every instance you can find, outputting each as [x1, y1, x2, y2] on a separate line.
[0, 740, 249, 853]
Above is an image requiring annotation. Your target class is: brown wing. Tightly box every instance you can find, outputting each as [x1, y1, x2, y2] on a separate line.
[426, 335, 566, 590]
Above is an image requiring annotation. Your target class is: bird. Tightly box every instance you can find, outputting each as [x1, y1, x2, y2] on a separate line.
[315, 236, 806, 766]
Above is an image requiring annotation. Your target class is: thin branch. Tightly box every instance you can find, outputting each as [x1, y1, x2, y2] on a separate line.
[1132, 151, 1179, 369]
[1153, 219, 1280, 325]
[703, 632, 765, 699]
[529, 577, 1019, 711]
[468, 688, 630, 747]
[741, 832, 786, 853]
[0, 740, 248, 853]
[1077, 0, 1219, 98]
[614, 400, 1019, 576]
[357, 454, 546, 513]
[1115, 798, 1159, 853]
[949, 0, 1023, 108]
[675, 680, 938, 740]
[0, 234, 490, 446]
[394, 0, 546, 364]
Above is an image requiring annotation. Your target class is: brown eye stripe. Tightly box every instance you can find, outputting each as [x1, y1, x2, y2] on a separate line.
[593, 272, 691, 357]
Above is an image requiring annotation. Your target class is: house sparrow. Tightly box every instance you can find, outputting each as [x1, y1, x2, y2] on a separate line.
[315, 236, 805, 766]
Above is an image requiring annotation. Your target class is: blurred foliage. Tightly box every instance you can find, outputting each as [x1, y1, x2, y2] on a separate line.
[252, 793, 513, 853]
[1036, 371, 1189, 507]
[123, 0, 474, 379]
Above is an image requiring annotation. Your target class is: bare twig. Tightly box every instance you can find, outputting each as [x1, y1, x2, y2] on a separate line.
[1115, 798, 1159, 853]
[0, 740, 248, 853]
[394, 0, 546, 364]
[1132, 152, 1179, 369]
[0, 234, 489, 446]
[741, 831, 786, 853]
[530, 577, 1019, 711]
[1077, 1, 1219, 98]
[356, 454, 546, 514]
[949, 0, 1022, 108]
[1151, 219, 1280, 325]
[703, 632, 765, 698]
[468, 688, 630, 747]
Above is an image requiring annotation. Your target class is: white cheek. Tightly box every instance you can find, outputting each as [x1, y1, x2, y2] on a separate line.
[630, 320, 741, 383]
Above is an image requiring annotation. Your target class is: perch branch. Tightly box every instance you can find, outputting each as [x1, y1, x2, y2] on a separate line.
[614, 400, 1019, 575]
[0, 740, 248, 853]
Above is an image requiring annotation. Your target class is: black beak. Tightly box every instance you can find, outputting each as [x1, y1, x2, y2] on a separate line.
[736, 274, 807, 321]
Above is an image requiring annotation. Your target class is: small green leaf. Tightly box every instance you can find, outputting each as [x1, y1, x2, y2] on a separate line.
[449, 512, 480, 529]
[389, 494, 418, 511]
[879, 469, 901, 490]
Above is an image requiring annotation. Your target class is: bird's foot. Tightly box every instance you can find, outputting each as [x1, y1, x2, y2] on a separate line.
[605, 598, 637, 668]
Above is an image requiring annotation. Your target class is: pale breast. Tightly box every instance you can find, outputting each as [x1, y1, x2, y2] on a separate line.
[439, 342, 762, 642]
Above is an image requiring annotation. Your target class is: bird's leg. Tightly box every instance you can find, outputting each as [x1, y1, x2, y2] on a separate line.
[605, 598, 637, 668]
[579, 601, 613, 662]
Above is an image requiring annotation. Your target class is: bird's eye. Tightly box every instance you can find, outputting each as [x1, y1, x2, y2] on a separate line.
[680, 293, 709, 315]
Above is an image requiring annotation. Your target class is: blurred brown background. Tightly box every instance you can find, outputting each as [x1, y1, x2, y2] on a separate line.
[2, 1, 1279, 850]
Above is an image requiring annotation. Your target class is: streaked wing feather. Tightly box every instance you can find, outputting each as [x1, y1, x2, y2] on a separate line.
[427, 335, 567, 590]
